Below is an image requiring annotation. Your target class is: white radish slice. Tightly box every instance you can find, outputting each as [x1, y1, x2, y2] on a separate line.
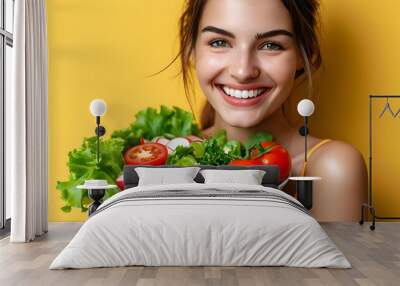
[151, 136, 162, 142]
[167, 137, 191, 150]
[156, 138, 170, 145]
[186, 135, 203, 142]
[167, 147, 174, 154]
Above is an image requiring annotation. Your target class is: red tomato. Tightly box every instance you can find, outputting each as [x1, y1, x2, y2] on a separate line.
[124, 143, 168, 165]
[116, 175, 124, 191]
[229, 159, 262, 166]
[250, 141, 292, 182]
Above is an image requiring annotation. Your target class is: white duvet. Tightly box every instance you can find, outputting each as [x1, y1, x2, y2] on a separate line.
[50, 183, 351, 269]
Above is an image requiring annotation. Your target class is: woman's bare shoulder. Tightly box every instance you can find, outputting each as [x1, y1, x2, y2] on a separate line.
[312, 139, 363, 160]
[307, 139, 367, 179]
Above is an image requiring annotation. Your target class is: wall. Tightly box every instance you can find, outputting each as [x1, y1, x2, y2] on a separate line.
[47, 0, 400, 221]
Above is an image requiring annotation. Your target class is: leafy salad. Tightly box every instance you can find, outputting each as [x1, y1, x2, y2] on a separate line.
[57, 105, 290, 213]
[167, 130, 245, 166]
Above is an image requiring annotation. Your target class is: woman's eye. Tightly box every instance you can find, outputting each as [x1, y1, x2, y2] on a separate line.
[261, 42, 283, 51]
[209, 39, 230, 48]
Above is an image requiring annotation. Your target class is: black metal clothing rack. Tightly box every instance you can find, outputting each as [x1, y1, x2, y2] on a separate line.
[360, 95, 400, 230]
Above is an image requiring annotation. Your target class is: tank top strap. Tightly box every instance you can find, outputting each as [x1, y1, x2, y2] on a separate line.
[299, 139, 333, 176]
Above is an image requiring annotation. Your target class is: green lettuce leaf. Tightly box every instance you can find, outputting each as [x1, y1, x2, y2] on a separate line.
[56, 137, 124, 212]
[223, 140, 243, 158]
[244, 131, 274, 150]
[111, 105, 200, 151]
[244, 131, 274, 158]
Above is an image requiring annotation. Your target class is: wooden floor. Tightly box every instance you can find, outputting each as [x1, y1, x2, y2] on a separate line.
[0, 222, 399, 286]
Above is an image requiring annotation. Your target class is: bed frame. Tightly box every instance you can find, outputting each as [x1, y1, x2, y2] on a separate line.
[123, 165, 314, 211]
[123, 165, 280, 189]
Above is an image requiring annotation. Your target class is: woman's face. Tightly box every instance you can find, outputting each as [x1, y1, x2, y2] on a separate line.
[194, 0, 302, 128]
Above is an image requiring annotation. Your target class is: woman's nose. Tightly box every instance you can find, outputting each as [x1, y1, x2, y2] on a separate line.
[229, 51, 260, 82]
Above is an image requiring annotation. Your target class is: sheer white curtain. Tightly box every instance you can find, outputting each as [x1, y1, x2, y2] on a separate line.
[8, 0, 48, 242]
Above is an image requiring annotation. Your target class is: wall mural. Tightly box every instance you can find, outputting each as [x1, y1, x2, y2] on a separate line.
[53, 0, 369, 221]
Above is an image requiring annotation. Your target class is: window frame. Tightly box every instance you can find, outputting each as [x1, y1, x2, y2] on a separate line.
[0, 0, 14, 233]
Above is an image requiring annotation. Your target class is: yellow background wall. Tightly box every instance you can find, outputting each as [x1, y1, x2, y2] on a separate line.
[47, 0, 400, 221]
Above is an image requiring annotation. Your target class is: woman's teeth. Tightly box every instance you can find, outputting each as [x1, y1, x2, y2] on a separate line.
[222, 86, 267, 99]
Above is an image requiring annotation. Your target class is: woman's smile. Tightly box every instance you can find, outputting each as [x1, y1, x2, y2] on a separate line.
[216, 84, 273, 107]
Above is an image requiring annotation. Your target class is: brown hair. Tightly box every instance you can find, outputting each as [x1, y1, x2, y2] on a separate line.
[155, 0, 322, 130]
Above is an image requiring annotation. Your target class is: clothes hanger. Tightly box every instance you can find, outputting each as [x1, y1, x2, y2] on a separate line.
[379, 97, 396, 118]
[393, 107, 400, 118]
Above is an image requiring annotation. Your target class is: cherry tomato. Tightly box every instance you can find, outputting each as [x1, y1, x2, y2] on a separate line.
[116, 175, 124, 191]
[124, 143, 168, 165]
[250, 141, 292, 182]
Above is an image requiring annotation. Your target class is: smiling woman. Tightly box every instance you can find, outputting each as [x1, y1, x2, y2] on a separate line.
[168, 0, 367, 222]
[192, 0, 317, 131]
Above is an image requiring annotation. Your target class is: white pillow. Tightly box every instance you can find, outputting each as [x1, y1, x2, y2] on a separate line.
[200, 169, 266, 185]
[136, 167, 201, 186]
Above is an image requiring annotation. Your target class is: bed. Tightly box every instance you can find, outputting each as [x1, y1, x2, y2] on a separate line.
[49, 165, 351, 269]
